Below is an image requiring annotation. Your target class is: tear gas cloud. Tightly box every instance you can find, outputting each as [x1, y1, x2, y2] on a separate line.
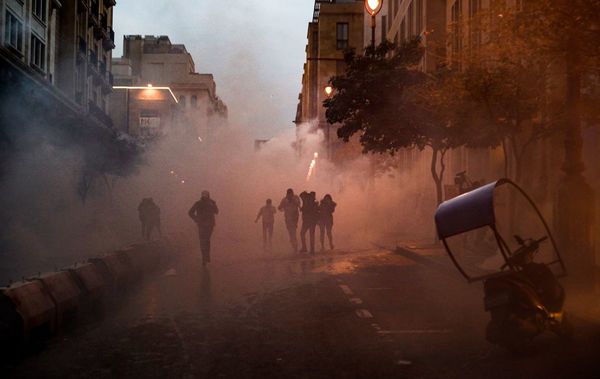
[0, 111, 438, 283]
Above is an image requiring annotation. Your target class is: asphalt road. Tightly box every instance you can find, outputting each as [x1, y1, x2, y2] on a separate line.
[4, 247, 600, 378]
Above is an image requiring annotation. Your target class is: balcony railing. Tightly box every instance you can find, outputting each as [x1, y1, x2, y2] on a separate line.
[78, 37, 87, 54]
[89, 50, 98, 66]
[78, 0, 88, 13]
[75, 91, 84, 105]
[102, 27, 115, 50]
[88, 100, 113, 127]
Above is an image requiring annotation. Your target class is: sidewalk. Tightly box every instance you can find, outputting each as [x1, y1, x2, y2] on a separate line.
[399, 241, 600, 323]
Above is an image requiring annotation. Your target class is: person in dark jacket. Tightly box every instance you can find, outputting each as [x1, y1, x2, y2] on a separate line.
[138, 198, 161, 240]
[299, 191, 319, 254]
[318, 194, 337, 251]
[255, 199, 277, 251]
[278, 188, 301, 253]
[188, 191, 219, 266]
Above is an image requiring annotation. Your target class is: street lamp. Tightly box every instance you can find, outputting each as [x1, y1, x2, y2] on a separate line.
[324, 86, 334, 159]
[365, 0, 383, 49]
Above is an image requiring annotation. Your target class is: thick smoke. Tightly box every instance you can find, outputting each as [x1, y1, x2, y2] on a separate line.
[107, 119, 438, 266]
[0, 101, 441, 285]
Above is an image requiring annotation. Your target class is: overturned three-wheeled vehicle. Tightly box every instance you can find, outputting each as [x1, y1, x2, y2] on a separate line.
[434, 179, 572, 351]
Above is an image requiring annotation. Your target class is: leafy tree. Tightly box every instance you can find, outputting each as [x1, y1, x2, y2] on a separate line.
[454, 0, 600, 183]
[324, 39, 502, 206]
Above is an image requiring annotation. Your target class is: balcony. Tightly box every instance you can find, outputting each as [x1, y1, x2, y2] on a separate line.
[89, 49, 98, 66]
[77, 38, 87, 62]
[102, 27, 115, 50]
[101, 73, 113, 94]
[89, 2, 100, 28]
[93, 24, 107, 40]
[88, 100, 113, 127]
[75, 91, 84, 105]
[78, 0, 88, 13]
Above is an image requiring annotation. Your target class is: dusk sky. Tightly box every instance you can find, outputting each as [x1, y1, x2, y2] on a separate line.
[113, 1, 315, 139]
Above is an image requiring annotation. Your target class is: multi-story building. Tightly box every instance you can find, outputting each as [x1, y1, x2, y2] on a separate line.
[373, 0, 446, 72]
[295, 0, 364, 161]
[0, 0, 116, 127]
[110, 35, 227, 141]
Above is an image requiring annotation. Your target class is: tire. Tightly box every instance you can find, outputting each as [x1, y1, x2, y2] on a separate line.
[556, 312, 574, 341]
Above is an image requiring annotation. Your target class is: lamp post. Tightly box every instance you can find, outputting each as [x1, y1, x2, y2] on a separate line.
[324, 85, 334, 159]
[365, 0, 383, 49]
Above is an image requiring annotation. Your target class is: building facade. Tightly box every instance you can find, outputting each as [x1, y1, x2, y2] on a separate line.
[0, 0, 116, 126]
[296, 0, 364, 161]
[110, 35, 227, 141]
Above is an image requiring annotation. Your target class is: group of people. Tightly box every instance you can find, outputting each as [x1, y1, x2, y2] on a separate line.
[257, 188, 337, 255]
[138, 188, 337, 267]
[137, 198, 162, 240]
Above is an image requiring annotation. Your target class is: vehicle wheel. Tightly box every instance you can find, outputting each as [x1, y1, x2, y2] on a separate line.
[556, 312, 574, 341]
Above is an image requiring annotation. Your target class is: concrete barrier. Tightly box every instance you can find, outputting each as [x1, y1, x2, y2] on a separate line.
[91, 252, 135, 290]
[0, 292, 23, 352]
[67, 262, 108, 318]
[123, 243, 161, 275]
[87, 258, 115, 291]
[36, 271, 82, 328]
[1, 280, 56, 342]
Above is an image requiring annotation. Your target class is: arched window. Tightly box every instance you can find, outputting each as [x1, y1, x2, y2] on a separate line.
[191, 95, 198, 108]
[179, 95, 186, 107]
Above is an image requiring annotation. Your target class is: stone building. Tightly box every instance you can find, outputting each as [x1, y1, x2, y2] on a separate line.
[295, 0, 364, 162]
[110, 35, 227, 141]
[0, 0, 116, 126]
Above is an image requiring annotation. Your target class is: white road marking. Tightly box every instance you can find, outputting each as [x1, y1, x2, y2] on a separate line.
[355, 309, 374, 318]
[339, 284, 354, 296]
[377, 329, 452, 335]
[349, 297, 363, 304]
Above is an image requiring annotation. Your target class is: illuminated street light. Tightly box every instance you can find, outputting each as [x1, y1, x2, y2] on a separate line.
[365, 0, 383, 49]
[324, 85, 333, 97]
[112, 85, 179, 103]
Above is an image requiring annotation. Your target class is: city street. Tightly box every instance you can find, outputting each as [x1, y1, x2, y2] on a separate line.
[5, 246, 600, 378]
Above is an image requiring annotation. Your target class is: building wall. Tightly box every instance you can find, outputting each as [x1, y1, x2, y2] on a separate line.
[110, 35, 227, 141]
[297, 0, 364, 162]
[0, 0, 115, 126]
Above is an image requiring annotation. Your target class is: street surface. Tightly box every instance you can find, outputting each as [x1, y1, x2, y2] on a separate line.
[4, 245, 600, 378]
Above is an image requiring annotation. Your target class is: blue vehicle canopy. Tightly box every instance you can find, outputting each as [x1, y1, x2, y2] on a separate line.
[434, 179, 566, 282]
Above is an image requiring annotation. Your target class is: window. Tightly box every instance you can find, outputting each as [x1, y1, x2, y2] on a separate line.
[416, 0, 423, 35]
[381, 16, 387, 42]
[179, 95, 186, 107]
[393, 0, 398, 17]
[407, 2, 414, 38]
[191, 95, 198, 108]
[32, 0, 47, 22]
[451, 0, 463, 60]
[469, 0, 481, 17]
[30, 35, 46, 71]
[336, 23, 349, 50]
[5, 11, 23, 53]
[400, 19, 406, 42]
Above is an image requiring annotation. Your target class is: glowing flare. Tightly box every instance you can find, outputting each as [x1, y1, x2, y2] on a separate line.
[306, 152, 319, 182]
